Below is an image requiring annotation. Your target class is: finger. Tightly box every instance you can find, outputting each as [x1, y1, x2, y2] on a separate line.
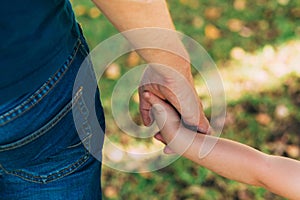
[143, 91, 172, 113]
[143, 92, 178, 120]
[154, 133, 176, 154]
[197, 111, 210, 134]
[146, 92, 195, 155]
[139, 85, 165, 126]
[160, 84, 210, 134]
[154, 132, 164, 142]
[154, 132, 167, 145]
[139, 89, 153, 126]
[163, 146, 176, 154]
[144, 92, 180, 133]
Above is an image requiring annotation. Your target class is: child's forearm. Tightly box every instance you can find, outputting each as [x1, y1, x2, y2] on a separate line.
[260, 155, 300, 199]
[167, 128, 300, 199]
[166, 129, 265, 186]
[146, 83, 300, 199]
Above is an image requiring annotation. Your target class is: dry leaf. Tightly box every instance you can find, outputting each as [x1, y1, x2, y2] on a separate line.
[104, 186, 118, 199]
[105, 63, 121, 80]
[227, 19, 244, 32]
[192, 16, 204, 29]
[234, 0, 247, 11]
[230, 47, 246, 60]
[74, 5, 87, 16]
[286, 145, 299, 158]
[255, 113, 271, 126]
[126, 51, 140, 67]
[205, 24, 221, 40]
[204, 7, 222, 20]
[89, 7, 101, 19]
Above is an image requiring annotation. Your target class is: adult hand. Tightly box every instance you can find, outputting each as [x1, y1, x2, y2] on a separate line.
[92, 0, 209, 133]
[139, 63, 210, 134]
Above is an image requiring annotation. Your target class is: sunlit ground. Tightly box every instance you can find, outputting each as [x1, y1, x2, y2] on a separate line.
[102, 40, 300, 199]
[70, 0, 300, 199]
[103, 39, 300, 163]
[197, 39, 300, 104]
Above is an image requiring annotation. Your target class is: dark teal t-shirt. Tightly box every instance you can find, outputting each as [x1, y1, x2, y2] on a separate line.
[0, 0, 80, 104]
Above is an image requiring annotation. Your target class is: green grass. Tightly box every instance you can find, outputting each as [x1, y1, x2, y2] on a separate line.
[71, 0, 299, 199]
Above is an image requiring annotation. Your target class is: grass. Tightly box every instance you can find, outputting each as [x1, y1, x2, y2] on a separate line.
[70, 0, 300, 199]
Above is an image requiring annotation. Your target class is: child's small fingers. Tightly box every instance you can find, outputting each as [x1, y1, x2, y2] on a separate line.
[154, 132, 163, 141]
[154, 133, 176, 154]
[143, 92, 172, 109]
[154, 132, 167, 145]
[164, 146, 176, 154]
[143, 92, 167, 128]
[143, 91, 162, 105]
[139, 95, 153, 126]
[143, 92, 178, 117]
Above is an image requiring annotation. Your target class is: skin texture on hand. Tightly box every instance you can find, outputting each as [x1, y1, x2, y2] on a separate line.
[144, 91, 300, 200]
[92, 0, 210, 134]
[139, 64, 209, 133]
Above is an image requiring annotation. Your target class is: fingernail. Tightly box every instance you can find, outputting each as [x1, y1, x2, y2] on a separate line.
[154, 132, 162, 140]
[143, 92, 150, 99]
[164, 146, 175, 154]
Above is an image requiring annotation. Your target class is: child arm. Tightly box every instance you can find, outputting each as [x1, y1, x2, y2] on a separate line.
[145, 92, 300, 199]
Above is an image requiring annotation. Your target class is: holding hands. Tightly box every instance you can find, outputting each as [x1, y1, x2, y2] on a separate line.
[144, 91, 300, 200]
[139, 64, 210, 135]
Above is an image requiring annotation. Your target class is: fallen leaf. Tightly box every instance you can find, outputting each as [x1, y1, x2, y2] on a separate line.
[227, 19, 244, 32]
[89, 7, 101, 19]
[193, 16, 204, 29]
[74, 5, 87, 16]
[233, 0, 247, 11]
[104, 186, 118, 199]
[204, 7, 222, 20]
[230, 47, 246, 60]
[205, 24, 221, 40]
[126, 51, 141, 67]
[105, 63, 121, 80]
[286, 145, 299, 158]
[255, 113, 271, 126]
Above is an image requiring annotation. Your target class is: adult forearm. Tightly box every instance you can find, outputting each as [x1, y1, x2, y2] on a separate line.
[92, 0, 175, 31]
[92, 0, 191, 77]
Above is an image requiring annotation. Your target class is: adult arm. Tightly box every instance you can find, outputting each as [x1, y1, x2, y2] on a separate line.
[91, 0, 209, 133]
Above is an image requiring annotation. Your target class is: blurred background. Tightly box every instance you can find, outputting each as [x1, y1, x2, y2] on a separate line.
[71, 0, 300, 199]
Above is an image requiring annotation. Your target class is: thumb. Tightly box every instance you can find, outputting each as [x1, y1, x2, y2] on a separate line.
[163, 146, 176, 154]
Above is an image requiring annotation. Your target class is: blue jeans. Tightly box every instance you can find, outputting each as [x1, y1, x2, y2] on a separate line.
[0, 34, 105, 199]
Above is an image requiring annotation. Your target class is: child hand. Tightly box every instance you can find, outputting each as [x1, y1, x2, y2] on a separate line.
[143, 91, 179, 154]
[143, 91, 193, 154]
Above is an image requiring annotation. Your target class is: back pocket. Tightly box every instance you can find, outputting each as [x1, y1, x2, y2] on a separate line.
[0, 88, 91, 184]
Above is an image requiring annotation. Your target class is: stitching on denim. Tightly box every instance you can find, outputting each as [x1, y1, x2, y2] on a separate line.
[0, 87, 83, 152]
[0, 150, 90, 184]
[0, 39, 82, 126]
[66, 138, 85, 149]
[76, 94, 94, 151]
[79, 42, 89, 57]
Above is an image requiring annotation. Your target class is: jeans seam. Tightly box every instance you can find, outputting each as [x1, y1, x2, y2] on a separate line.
[0, 150, 90, 184]
[79, 42, 89, 57]
[0, 39, 82, 126]
[0, 87, 83, 152]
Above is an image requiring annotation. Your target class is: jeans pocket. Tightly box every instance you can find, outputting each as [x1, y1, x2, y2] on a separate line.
[0, 88, 92, 184]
